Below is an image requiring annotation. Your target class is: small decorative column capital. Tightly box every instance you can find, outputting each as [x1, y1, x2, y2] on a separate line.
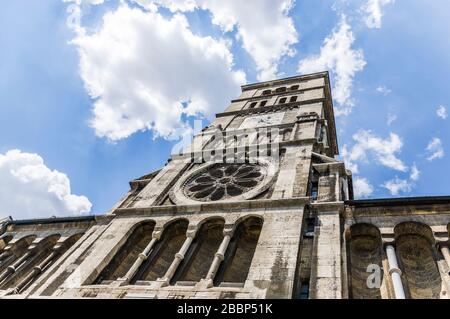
[223, 225, 235, 237]
[152, 231, 163, 240]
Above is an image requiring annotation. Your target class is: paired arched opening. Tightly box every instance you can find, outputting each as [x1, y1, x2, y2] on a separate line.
[95, 221, 155, 283]
[0, 234, 61, 290]
[394, 222, 441, 299]
[172, 218, 225, 285]
[132, 219, 189, 283]
[214, 216, 263, 286]
[347, 223, 383, 299]
[0, 235, 36, 274]
[347, 222, 444, 299]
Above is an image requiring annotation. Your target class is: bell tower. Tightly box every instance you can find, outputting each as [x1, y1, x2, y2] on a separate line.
[32, 72, 352, 299]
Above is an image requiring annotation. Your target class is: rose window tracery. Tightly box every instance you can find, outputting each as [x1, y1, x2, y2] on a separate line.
[184, 164, 265, 202]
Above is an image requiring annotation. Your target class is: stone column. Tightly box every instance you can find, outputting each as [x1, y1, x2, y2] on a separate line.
[118, 231, 162, 286]
[11, 246, 61, 294]
[0, 249, 34, 285]
[440, 244, 450, 270]
[157, 230, 197, 287]
[334, 171, 340, 201]
[200, 226, 234, 288]
[436, 243, 450, 298]
[385, 244, 406, 299]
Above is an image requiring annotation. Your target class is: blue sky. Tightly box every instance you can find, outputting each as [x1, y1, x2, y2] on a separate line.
[0, 0, 448, 219]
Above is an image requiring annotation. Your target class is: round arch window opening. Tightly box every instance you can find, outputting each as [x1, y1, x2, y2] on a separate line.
[183, 163, 266, 202]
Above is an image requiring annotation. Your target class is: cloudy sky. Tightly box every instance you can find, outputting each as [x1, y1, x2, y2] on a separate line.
[0, 0, 449, 219]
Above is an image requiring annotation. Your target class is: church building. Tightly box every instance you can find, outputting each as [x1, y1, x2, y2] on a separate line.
[1, 72, 449, 299]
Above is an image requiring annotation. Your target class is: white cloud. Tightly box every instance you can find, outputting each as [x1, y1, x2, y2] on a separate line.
[382, 176, 412, 196]
[426, 137, 444, 161]
[353, 177, 373, 199]
[138, 0, 298, 81]
[72, 5, 245, 141]
[376, 85, 391, 95]
[436, 105, 448, 120]
[410, 163, 420, 181]
[298, 15, 366, 116]
[363, 0, 395, 29]
[387, 112, 397, 126]
[382, 162, 420, 195]
[0, 150, 92, 220]
[342, 130, 407, 173]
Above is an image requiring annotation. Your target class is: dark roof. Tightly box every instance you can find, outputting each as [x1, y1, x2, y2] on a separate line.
[346, 196, 450, 208]
[6, 215, 96, 226]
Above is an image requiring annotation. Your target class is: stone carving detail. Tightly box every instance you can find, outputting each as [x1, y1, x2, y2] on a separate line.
[184, 164, 265, 202]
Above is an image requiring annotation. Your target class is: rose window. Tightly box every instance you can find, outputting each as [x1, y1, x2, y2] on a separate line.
[184, 164, 265, 201]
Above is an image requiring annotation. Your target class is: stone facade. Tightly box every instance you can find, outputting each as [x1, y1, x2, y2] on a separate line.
[0, 71, 449, 299]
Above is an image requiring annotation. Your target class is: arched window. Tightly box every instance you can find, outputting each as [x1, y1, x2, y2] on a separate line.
[290, 85, 299, 91]
[290, 96, 298, 103]
[279, 97, 287, 104]
[0, 235, 12, 253]
[214, 217, 263, 286]
[14, 233, 83, 294]
[0, 235, 36, 274]
[132, 219, 189, 283]
[262, 89, 271, 95]
[0, 234, 60, 290]
[395, 222, 441, 299]
[275, 87, 287, 93]
[249, 102, 257, 109]
[172, 219, 225, 285]
[260, 100, 267, 107]
[347, 224, 383, 299]
[95, 221, 155, 284]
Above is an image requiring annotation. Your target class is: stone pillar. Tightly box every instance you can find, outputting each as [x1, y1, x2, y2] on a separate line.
[157, 230, 196, 287]
[440, 244, 450, 270]
[385, 244, 406, 299]
[310, 209, 342, 299]
[0, 249, 33, 285]
[437, 243, 450, 297]
[11, 246, 60, 294]
[334, 171, 340, 201]
[200, 226, 234, 288]
[118, 231, 161, 286]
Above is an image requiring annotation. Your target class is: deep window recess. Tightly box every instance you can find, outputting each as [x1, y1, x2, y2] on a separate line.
[262, 89, 271, 95]
[260, 100, 267, 107]
[298, 280, 310, 299]
[249, 102, 257, 109]
[290, 85, 299, 91]
[304, 218, 315, 238]
[275, 87, 287, 93]
[290, 96, 298, 103]
[279, 97, 287, 104]
[310, 181, 319, 200]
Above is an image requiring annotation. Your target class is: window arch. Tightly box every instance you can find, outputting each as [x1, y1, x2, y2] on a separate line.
[14, 233, 83, 294]
[249, 101, 257, 109]
[347, 223, 383, 299]
[275, 87, 287, 93]
[290, 96, 298, 103]
[279, 97, 287, 104]
[214, 216, 263, 286]
[95, 221, 155, 284]
[0, 235, 36, 274]
[0, 234, 60, 290]
[262, 89, 271, 95]
[171, 218, 225, 285]
[394, 222, 441, 299]
[132, 219, 189, 283]
[290, 85, 299, 91]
